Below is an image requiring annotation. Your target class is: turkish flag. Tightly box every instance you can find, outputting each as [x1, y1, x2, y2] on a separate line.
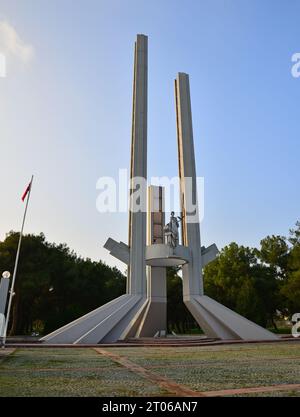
[21, 182, 31, 202]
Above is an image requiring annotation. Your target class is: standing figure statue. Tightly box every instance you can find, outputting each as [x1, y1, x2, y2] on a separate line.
[164, 211, 182, 248]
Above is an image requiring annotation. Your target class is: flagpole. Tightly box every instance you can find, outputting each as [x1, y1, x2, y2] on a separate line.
[1, 175, 34, 348]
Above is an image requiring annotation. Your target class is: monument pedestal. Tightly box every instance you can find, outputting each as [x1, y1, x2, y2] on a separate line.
[184, 295, 277, 341]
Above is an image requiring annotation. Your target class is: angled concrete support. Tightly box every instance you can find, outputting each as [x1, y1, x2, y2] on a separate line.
[201, 244, 219, 268]
[185, 296, 278, 340]
[41, 295, 147, 344]
[104, 238, 130, 265]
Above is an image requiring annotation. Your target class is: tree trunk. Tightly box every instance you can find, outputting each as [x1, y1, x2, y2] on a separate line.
[271, 317, 278, 331]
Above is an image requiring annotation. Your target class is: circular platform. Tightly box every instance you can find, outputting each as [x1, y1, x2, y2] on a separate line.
[145, 244, 191, 267]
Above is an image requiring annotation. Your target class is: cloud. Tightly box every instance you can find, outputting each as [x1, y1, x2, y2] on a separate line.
[0, 20, 34, 64]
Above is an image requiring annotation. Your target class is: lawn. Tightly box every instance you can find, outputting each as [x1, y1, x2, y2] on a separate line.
[109, 342, 300, 393]
[0, 342, 299, 397]
[0, 348, 166, 397]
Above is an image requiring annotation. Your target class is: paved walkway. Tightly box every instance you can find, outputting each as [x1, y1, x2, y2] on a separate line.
[95, 347, 300, 397]
[94, 348, 205, 397]
[204, 384, 300, 397]
[0, 348, 15, 361]
[6, 335, 300, 349]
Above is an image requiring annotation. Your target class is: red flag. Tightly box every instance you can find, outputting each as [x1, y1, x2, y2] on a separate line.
[21, 181, 31, 202]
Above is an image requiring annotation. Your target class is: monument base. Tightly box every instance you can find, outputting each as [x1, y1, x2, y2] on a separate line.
[40, 294, 145, 344]
[184, 295, 279, 341]
[41, 292, 278, 344]
[41, 293, 167, 344]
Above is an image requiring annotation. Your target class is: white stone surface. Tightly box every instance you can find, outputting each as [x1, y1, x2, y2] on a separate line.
[175, 72, 203, 297]
[0, 277, 10, 316]
[128, 34, 148, 296]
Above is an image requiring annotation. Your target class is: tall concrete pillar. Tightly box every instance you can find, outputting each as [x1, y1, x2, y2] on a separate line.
[175, 72, 203, 298]
[137, 186, 167, 336]
[0, 277, 10, 338]
[0, 277, 10, 316]
[128, 34, 148, 296]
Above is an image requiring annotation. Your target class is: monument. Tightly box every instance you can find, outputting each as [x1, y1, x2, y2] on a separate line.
[41, 35, 278, 344]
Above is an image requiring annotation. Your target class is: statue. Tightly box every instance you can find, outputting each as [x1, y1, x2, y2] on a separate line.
[164, 211, 181, 248]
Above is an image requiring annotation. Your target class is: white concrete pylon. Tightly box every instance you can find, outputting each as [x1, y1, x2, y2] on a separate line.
[174, 72, 278, 341]
[0, 277, 10, 316]
[175, 72, 203, 298]
[128, 34, 148, 296]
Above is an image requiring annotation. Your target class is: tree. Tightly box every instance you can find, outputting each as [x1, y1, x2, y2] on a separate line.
[204, 243, 257, 310]
[0, 232, 125, 335]
[289, 221, 300, 246]
[257, 235, 289, 279]
[280, 248, 300, 313]
[204, 242, 280, 327]
[280, 222, 300, 314]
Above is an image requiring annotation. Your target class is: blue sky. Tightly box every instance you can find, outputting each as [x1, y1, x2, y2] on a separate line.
[0, 0, 299, 272]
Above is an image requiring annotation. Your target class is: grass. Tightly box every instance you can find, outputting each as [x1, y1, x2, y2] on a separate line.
[0, 348, 165, 397]
[232, 391, 300, 397]
[0, 342, 299, 397]
[107, 342, 300, 393]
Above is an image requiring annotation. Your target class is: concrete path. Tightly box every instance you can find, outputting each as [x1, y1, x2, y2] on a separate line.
[204, 384, 300, 397]
[94, 348, 205, 397]
[0, 348, 15, 361]
[6, 335, 299, 349]
[95, 347, 300, 397]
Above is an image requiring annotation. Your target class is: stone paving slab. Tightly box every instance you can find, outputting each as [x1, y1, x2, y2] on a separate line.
[95, 347, 300, 397]
[203, 384, 300, 397]
[94, 348, 205, 397]
[0, 348, 15, 360]
[105, 342, 300, 395]
[5, 336, 300, 349]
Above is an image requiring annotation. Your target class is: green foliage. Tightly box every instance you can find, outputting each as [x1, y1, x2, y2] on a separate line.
[288, 221, 300, 246]
[280, 223, 300, 313]
[204, 221, 300, 328]
[0, 232, 125, 335]
[257, 235, 289, 278]
[204, 243, 278, 327]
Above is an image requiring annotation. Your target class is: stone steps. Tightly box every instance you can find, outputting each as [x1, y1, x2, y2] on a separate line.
[120, 336, 219, 346]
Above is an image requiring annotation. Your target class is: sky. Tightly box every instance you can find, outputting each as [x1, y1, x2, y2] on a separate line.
[0, 0, 299, 273]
